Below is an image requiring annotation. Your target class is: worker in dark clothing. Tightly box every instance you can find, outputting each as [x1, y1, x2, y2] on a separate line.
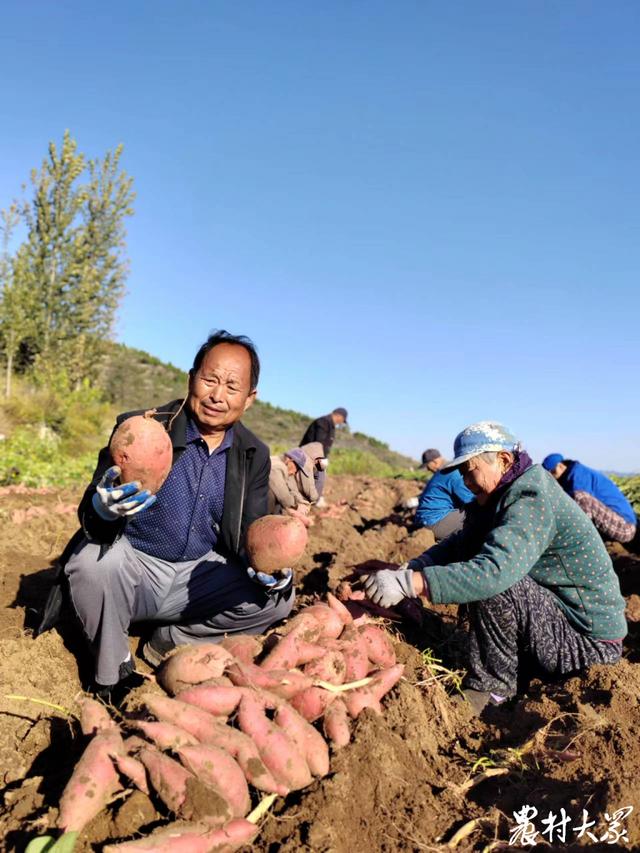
[300, 407, 348, 457]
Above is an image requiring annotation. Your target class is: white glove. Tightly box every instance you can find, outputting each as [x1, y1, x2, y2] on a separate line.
[362, 566, 416, 608]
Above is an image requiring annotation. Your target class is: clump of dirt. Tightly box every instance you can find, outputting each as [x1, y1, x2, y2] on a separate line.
[1, 476, 640, 851]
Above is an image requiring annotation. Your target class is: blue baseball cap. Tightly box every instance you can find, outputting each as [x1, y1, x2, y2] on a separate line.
[542, 453, 564, 472]
[285, 448, 308, 473]
[442, 421, 520, 471]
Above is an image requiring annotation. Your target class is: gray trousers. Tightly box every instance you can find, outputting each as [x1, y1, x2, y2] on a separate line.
[429, 509, 466, 542]
[65, 536, 295, 685]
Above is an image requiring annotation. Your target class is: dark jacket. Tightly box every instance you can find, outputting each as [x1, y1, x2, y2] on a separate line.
[79, 399, 270, 564]
[300, 414, 335, 457]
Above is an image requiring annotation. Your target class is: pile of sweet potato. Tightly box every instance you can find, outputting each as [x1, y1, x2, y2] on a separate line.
[56, 595, 404, 851]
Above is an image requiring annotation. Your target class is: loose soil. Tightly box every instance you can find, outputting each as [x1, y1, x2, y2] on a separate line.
[1, 476, 640, 851]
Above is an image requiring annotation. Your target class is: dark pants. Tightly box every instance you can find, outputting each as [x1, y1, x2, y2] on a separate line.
[465, 576, 622, 697]
[65, 537, 294, 685]
[429, 509, 466, 542]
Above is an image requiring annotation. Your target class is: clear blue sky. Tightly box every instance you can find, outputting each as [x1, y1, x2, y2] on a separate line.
[1, 2, 639, 469]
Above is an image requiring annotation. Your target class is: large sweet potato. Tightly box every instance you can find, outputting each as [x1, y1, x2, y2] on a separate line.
[303, 650, 347, 685]
[103, 818, 258, 853]
[177, 744, 250, 818]
[237, 692, 312, 790]
[338, 626, 370, 681]
[219, 634, 262, 663]
[139, 747, 193, 813]
[226, 660, 313, 700]
[274, 702, 330, 777]
[358, 624, 397, 669]
[135, 720, 200, 750]
[290, 686, 337, 722]
[79, 697, 119, 736]
[343, 664, 405, 719]
[109, 414, 173, 495]
[142, 694, 228, 744]
[157, 644, 233, 694]
[113, 753, 150, 794]
[323, 698, 351, 748]
[174, 684, 243, 717]
[58, 732, 124, 832]
[245, 514, 308, 573]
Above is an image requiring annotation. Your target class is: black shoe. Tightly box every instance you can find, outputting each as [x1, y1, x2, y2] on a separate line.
[91, 658, 144, 706]
[141, 632, 176, 668]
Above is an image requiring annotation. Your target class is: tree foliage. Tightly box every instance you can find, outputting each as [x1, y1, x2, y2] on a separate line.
[0, 131, 134, 393]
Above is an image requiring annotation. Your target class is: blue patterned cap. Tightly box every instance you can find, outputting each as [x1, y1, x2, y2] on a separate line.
[285, 448, 308, 473]
[442, 421, 520, 470]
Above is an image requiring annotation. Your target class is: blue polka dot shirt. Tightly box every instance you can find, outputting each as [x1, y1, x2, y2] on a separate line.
[126, 418, 234, 561]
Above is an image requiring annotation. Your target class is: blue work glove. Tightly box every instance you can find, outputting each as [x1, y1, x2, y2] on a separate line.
[362, 567, 416, 608]
[91, 465, 157, 522]
[247, 566, 294, 595]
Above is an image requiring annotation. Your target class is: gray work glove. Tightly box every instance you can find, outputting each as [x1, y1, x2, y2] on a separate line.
[362, 566, 416, 608]
[92, 465, 157, 521]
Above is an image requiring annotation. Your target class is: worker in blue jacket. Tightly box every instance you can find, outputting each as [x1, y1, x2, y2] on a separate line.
[542, 454, 637, 544]
[414, 448, 475, 541]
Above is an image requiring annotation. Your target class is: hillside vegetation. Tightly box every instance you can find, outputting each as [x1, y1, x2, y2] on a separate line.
[0, 343, 419, 486]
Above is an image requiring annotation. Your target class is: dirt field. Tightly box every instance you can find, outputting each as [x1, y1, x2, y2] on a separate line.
[1, 475, 640, 852]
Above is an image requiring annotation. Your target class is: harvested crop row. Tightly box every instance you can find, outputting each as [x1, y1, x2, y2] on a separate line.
[54, 597, 404, 850]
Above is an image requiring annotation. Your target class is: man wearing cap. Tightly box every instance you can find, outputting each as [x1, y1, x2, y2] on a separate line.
[268, 447, 319, 524]
[361, 421, 626, 715]
[300, 408, 348, 458]
[413, 448, 475, 541]
[542, 454, 636, 544]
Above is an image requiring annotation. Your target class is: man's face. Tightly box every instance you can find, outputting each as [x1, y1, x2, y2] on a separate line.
[427, 456, 445, 473]
[187, 343, 256, 434]
[550, 462, 567, 480]
[332, 413, 346, 426]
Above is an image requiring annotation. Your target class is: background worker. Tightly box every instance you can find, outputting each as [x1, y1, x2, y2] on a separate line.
[300, 407, 348, 457]
[300, 441, 329, 498]
[413, 448, 475, 540]
[361, 422, 626, 715]
[542, 453, 637, 544]
[268, 447, 318, 525]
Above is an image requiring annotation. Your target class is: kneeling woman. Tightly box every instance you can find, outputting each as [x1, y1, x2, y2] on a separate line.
[363, 422, 626, 713]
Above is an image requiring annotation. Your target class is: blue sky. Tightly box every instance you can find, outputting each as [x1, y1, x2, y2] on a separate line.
[1, 2, 638, 469]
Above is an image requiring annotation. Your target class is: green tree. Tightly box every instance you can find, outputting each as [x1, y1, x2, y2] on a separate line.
[18, 130, 134, 386]
[0, 205, 34, 396]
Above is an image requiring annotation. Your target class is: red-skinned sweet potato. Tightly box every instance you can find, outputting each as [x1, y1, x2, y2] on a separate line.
[245, 514, 308, 573]
[174, 684, 243, 717]
[103, 818, 258, 853]
[290, 686, 337, 722]
[338, 627, 370, 681]
[177, 744, 250, 818]
[57, 732, 124, 832]
[79, 696, 119, 736]
[113, 753, 150, 794]
[135, 720, 200, 751]
[142, 694, 228, 745]
[273, 702, 330, 777]
[358, 624, 396, 668]
[303, 650, 347, 685]
[226, 660, 313, 700]
[326, 592, 353, 625]
[219, 634, 262, 663]
[139, 747, 193, 813]
[109, 414, 173, 495]
[156, 644, 233, 694]
[323, 698, 351, 748]
[237, 692, 312, 790]
[260, 619, 324, 671]
[343, 664, 405, 719]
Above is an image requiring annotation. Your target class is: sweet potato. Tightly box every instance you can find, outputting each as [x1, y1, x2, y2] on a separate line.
[174, 684, 243, 717]
[104, 818, 258, 853]
[177, 744, 250, 818]
[338, 627, 370, 681]
[139, 747, 193, 812]
[135, 720, 200, 751]
[303, 650, 347, 685]
[260, 620, 324, 671]
[343, 664, 405, 719]
[113, 753, 150, 794]
[219, 634, 262, 663]
[156, 644, 234, 694]
[142, 694, 228, 745]
[274, 702, 330, 777]
[323, 698, 351, 748]
[237, 692, 312, 790]
[226, 660, 313, 700]
[57, 732, 124, 831]
[245, 514, 308, 573]
[79, 696, 119, 736]
[326, 592, 353, 625]
[109, 414, 173, 495]
[358, 624, 396, 668]
[301, 603, 344, 639]
[290, 686, 337, 722]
